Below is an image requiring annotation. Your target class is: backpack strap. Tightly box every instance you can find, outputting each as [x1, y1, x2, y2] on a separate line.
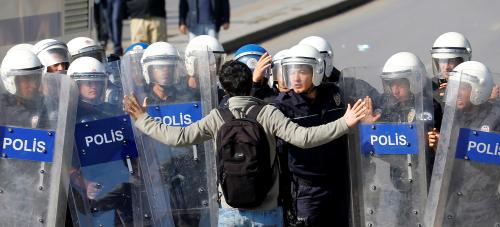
[246, 104, 266, 120]
[217, 107, 235, 123]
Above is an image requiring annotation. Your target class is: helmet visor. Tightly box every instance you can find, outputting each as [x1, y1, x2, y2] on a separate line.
[72, 73, 108, 105]
[38, 46, 70, 69]
[14, 73, 42, 100]
[282, 63, 314, 92]
[147, 64, 178, 86]
[72, 46, 106, 63]
[432, 57, 464, 80]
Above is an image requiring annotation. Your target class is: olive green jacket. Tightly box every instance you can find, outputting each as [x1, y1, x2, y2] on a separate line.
[134, 96, 349, 210]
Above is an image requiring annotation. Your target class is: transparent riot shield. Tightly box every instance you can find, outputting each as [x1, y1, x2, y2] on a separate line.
[67, 61, 154, 227]
[0, 74, 78, 226]
[121, 49, 219, 226]
[425, 71, 500, 227]
[105, 60, 124, 109]
[341, 66, 430, 227]
[0, 79, 5, 94]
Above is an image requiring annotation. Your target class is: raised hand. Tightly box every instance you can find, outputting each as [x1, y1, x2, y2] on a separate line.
[253, 52, 272, 83]
[344, 99, 366, 128]
[361, 96, 381, 123]
[123, 93, 148, 121]
[428, 128, 440, 152]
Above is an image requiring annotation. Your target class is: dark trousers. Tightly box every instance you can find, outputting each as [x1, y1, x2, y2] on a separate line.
[105, 0, 123, 55]
[289, 180, 349, 227]
[94, 2, 109, 46]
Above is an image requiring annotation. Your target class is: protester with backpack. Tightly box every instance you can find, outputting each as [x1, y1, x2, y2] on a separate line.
[123, 60, 366, 226]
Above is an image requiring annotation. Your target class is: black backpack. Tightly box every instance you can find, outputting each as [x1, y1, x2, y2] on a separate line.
[216, 105, 276, 208]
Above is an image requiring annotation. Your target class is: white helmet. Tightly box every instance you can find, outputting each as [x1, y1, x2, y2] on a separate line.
[32, 39, 71, 72]
[6, 43, 34, 55]
[185, 35, 225, 75]
[448, 61, 493, 106]
[382, 52, 426, 94]
[299, 36, 334, 78]
[141, 42, 181, 85]
[431, 32, 472, 79]
[67, 37, 106, 63]
[68, 57, 108, 105]
[282, 44, 324, 90]
[269, 49, 288, 88]
[1, 49, 43, 95]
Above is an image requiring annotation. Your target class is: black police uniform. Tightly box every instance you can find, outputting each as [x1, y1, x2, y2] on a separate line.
[251, 80, 278, 103]
[431, 78, 444, 129]
[0, 93, 47, 128]
[146, 84, 194, 105]
[274, 83, 349, 227]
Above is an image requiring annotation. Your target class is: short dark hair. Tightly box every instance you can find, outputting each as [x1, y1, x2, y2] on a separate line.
[219, 60, 253, 97]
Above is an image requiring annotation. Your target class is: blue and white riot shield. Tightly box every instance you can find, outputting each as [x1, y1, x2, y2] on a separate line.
[67, 60, 154, 227]
[341, 66, 432, 227]
[0, 74, 78, 226]
[425, 66, 500, 227]
[121, 48, 219, 226]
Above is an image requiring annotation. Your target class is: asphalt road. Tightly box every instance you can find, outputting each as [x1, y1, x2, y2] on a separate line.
[261, 0, 500, 73]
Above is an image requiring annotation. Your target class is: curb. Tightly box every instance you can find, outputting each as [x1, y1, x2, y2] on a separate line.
[222, 0, 372, 53]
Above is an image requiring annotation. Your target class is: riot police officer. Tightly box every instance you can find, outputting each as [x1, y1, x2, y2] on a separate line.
[0, 49, 46, 128]
[67, 57, 137, 226]
[274, 44, 349, 226]
[355, 52, 432, 227]
[0, 47, 71, 226]
[425, 61, 500, 227]
[428, 32, 471, 150]
[430, 32, 471, 106]
[141, 41, 211, 226]
[365, 52, 432, 123]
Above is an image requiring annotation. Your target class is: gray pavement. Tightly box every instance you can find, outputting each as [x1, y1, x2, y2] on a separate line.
[260, 0, 500, 73]
[112, 0, 368, 54]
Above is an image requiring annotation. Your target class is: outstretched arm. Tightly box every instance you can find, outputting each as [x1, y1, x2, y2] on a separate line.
[123, 93, 213, 146]
[270, 99, 366, 149]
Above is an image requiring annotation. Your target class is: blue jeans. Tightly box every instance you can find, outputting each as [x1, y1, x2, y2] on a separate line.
[218, 207, 283, 227]
[188, 23, 218, 41]
[106, 0, 123, 54]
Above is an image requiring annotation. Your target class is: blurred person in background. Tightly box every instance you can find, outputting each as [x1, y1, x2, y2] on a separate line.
[179, 0, 230, 41]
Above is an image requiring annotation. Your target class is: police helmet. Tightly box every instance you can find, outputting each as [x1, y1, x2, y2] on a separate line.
[67, 37, 106, 63]
[68, 57, 108, 105]
[141, 42, 181, 86]
[1, 49, 44, 96]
